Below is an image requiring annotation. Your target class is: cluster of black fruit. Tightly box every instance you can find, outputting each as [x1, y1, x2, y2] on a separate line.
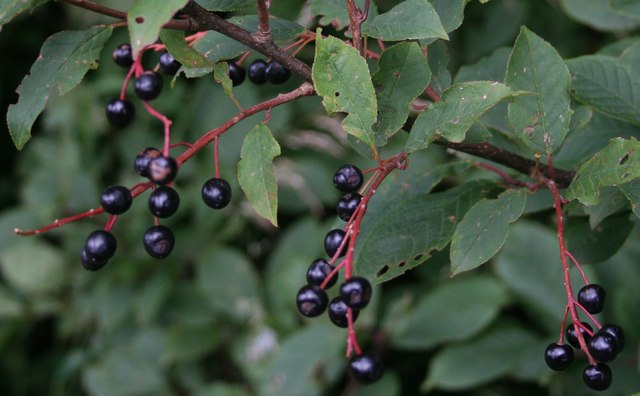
[295, 164, 384, 384]
[227, 58, 292, 87]
[544, 284, 625, 391]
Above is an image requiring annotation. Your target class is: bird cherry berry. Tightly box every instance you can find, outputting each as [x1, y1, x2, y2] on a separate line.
[328, 296, 359, 328]
[227, 62, 246, 86]
[106, 99, 135, 128]
[306, 259, 338, 288]
[201, 178, 232, 209]
[588, 330, 618, 363]
[265, 60, 291, 84]
[340, 276, 372, 309]
[83, 230, 117, 266]
[143, 225, 175, 259]
[100, 185, 132, 215]
[134, 71, 163, 101]
[295, 285, 328, 317]
[583, 363, 612, 391]
[544, 343, 574, 371]
[134, 147, 161, 178]
[577, 283, 606, 314]
[349, 353, 384, 384]
[601, 324, 625, 353]
[566, 321, 592, 348]
[112, 43, 133, 68]
[248, 59, 267, 85]
[159, 51, 181, 75]
[337, 192, 362, 221]
[324, 229, 347, 258]
[333, 164, 364, 193]
[81, 248, 108, 271]
[148, 186, 180, 218]
[149, 155, 178, 185]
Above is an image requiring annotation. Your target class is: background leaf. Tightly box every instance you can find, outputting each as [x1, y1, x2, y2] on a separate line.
[560, 0, 640, 32]
[362, 0, 448, 41]
[127, 0, 190, 58]
[0, 0, 48, 28]
[160, 30, 214, 69]
[195, 0, 255, 11]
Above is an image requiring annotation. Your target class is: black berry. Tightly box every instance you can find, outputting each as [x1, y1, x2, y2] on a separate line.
[143, 225, 175, 259]
[324, 229, 347, 258]
[112, 43, 133, 68]
[583, 363, 612, 391]
[601, 324, 625, 353]
[349, 354, 384, 384]
[340, 277, 372, 309]
[296, 285, 328, 317]
[333, 164, 364, 193]
[83, 230, 117, 266]
[134, 71, 163, 101]
[159, 51, 181, 75]
[328, 296, 359, 328]
[566, 322, 592, 348]
[149, 155, 178, 185]
[81, 248, 108, 271]
[306, 259, 338, 288]
[228, 62, 246, 86]
[100, 185, 132, 215]
[148, 186, 180, 218]
[106, 99, 135, 128]
[337, 193, 362, 221]
[265, 60, 291, 84]
[577, 284, 606, 314]
[201, 178, 232, 209]
[588, 330, 618, 363]
[134, 147, 161, 178]
[248, 59, 268, 84]
[544, 343, 574, 371]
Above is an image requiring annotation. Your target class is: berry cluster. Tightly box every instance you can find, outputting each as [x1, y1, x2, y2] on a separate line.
[544, 283, 625, 391]
[227, 59, 292, 87]
[295, 164, 384, 384]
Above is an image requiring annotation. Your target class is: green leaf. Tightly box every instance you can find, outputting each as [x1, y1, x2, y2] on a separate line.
[566, 213, 634, 264]
[160, 30, 214, 69]
[231, 15, 305, 46]
[355, 181, 494, 282]
[127, 0, 190, 57]
[566, 137, 640, 205]
[310, 0, 368, 30]
[567, 55, 640, 126]
[213, 62, 233, 96]
[430, 0, 471, 33]
[372, 42, 431, 145]
[6, 26, 112, 149]
[610, 0, 640, 19]
[450, 189, 527, 276]
[163, 322, 221, 362]
[583, 187, 630, 228]
[0, 0, 48, 28]
[405, 81, 516, 152]
[388, 275, 510, 350]
[312, 33, 377, 148]
[620, 179, 640, 218]
[0, 240, 66, 294]
[193, 383, 247, 396]
[238, 124, 281, 226]
[195, 0, 255, 11]
[560, 0, 640, 32]
[505, 27, 572, 154]
[362, 0, 448, 41]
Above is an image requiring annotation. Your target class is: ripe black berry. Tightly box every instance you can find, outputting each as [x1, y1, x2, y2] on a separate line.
[248, 59, 267, 84]
[296, 285, 328, 317]
[544, 343, 574, 371]
[100, 185, 132, 215]
[324, 229, 347, 258]
[333, 164, 364, 193]
[81, 248, 108, 271]
[148, 186, 180, 218]
[588, 331, 618, 363]
[134, 71, 163, 101]
[134, 147, 161, 178]
[306, 259, 338, 288]
[349, 354, 384, 384]
[340, 277, 372, 309]
[106, 99, 135, 128]
[566, 322, 592, 348]
[328, 296, 359, 328]
[337, 193, 362, 221]
[265, 60, 291, 84]
[112, 43, 133, 68]
[577, 284, 606, 314]
[159, 51, 181, 75]
[149, 155, 178, 185]
[201, 178, 232, 209]
[601, 324, 625, 353]
[228, 62, 246, 86]
[143, 225, 175, 259]
[83, 230, 117, 266]
[583, 363, 612, 391]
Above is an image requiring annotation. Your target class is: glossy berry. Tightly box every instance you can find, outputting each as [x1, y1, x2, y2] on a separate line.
[143, 225, 175, 259]
[81, 248, 108, 271]
[296, 285, 328, 317]
[337, 193, 362, 221]
[601, 324, 625, 353]
[324, 229, 347, 258]
[333, 164, 364, 193]
[265, 60, 291, 84]
[349, 354, 384, 384]
[112, 43, 133, 68]
[577, 284, 606, 314]
[544, 343, 574, 371]
[201, 178, 232, 209]
[106, 99, 135, 128]
[566, 322, 592, 348]
[159, 51, 181, 75]
[83, 230, 117, 266]
[340, 277, 372, 309]
[134, 71, 163, 101]
[134, 147, 161, 178]
[148, 186, 180, 218]
[248, 59, 267, 84]
[100, 185, 132, 215]
[228, 62, 246, 86]
[583, 363, 612, 391]
[328, 296, 359, 328]
[306, 259, 337, 288]
[149, 155, 178, 185]
[588, 331, 618, 363]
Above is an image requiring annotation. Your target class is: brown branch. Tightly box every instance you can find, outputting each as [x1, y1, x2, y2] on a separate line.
[255, 0, 272, 44]
[58, 0, 126, 20]
[346, 0, 364, 55]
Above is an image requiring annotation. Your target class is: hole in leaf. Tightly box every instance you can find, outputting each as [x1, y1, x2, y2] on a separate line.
[619, 154, 629, 165]
[135, 16, 144, 23]
[398, 261, 406, 268]
[376, 265, 389, 277]
[334, 92, 340, 97]
[414, 254, 423, 261]
[622, 172, 631, 179]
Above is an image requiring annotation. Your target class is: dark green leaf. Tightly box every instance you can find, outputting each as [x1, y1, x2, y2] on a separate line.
[231, 15, 305, 46]
[160, 30, 214, 69]
[195, 0, 255, 11]
[620, 179, 640, 218]
[560, 0, 640, 31]
[583, 187, 630, 227]
[127, 0, 190, 57]
[0, 240, 65, 293]
[430, 0, 470, 33]
[362, 0, 448, 41]
[454, 47, 511, 83]
[0, 0, 48, 28]
[163, 322, 221, 362]
[566, 213, 634, 264]
[310, 0, 367, 30]
[609, 0, 640, 19]
[427, 40, 451, 94]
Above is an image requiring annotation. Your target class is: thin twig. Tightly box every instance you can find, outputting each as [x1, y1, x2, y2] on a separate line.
[346, 0, 364, 55]
[256, 0, 272, 44]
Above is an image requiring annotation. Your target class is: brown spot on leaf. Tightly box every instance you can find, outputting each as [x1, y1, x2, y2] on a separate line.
[135, 16, 144, 23]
